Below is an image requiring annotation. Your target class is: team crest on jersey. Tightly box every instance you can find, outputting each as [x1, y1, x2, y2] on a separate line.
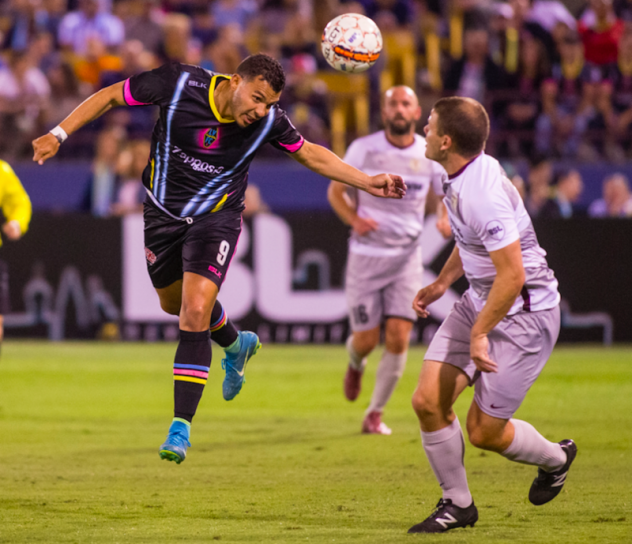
[203, 127, 218, 148]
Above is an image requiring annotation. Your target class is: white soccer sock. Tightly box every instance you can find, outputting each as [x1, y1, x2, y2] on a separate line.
[346, 335, 367, 371]
[366, 350, 406, 414]
[421, 417, 473, 508]
[501, 419, 566, 472]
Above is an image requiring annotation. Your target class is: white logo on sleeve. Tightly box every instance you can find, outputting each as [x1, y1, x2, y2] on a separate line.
[485, 220, 505, 241]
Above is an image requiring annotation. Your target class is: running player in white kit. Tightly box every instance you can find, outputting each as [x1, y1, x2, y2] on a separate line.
[408, 97, 577, 533]
[328, 86, 444, 435]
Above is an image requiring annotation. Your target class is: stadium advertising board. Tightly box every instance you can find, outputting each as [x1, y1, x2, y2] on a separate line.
[2, 213, 629, 342]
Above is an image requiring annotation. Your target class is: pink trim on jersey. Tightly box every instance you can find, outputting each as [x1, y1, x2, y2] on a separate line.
[124, 79, 150, 106]
[277, 137, 305, 153]
[174, 369, 209, 379]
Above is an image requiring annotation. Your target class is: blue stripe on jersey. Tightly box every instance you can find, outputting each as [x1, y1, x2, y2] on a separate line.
[156, 72, 190, 203]
[153, 141, 161, 192]
[174, 363, 212, 371]
[180, 107, 277, 217]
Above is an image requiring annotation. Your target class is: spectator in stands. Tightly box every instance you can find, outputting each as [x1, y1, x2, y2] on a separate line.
[211, 0, 258, 33]
[110, 139, 149, 216]
[119, 0, 164, 55]
[58, 0, 125, 56]
[588, 172, 632, 216]
[525, 154, 554, 217]
[204, 23, 248, 74]
[280, 53, 329, 148]
[502, 29, 551, 157]
[527, 0, 577, 41]
[604, 27, 632, 152]
[72, 36, 123, 86]
[1, 0, 50, 52]
[86, 126, 126, 217]
[160, 11, 191, 62]
[443, 27, 506, 104]
[536, 32, 597, 158]
[0, 49, 50, 159]
[579, 0, 624, 74]
[539, 169, 584, 218]
[46, 60, 90, 130]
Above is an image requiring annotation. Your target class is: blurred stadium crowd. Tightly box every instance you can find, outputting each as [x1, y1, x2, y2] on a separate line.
[1, 0, 632, 218]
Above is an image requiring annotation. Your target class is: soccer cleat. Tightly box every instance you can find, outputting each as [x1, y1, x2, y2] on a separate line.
[362, 411, 392, 435]
[529, 439, 577, 505]
[221, 331, 261, 401]
[159, 420, 191, 464]
[408, 498, 478, 534]
[344, 364, 363, 401]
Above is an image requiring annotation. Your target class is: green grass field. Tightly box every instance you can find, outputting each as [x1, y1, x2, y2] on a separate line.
[0, 342, 630, 543]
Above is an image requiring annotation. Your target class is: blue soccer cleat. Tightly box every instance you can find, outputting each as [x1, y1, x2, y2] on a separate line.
[221, 331, 261, 401]
[159, 419, 191, 464]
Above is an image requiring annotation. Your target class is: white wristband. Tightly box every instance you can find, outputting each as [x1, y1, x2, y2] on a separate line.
[50, 126, 68, 144]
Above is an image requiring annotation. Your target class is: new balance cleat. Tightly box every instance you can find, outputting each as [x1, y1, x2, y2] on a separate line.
[362, 411, 392, 435]
[408, 498, 478, 534]
[344, 364, 363, 401]
[222, 331, 260, 401]
[529, 439, 577, 505]
[159, 420, 191, 464]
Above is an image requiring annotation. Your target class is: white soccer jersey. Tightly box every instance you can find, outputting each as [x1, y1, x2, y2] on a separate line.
[442, 153, 560, 315]
[344, 131, 444, 257]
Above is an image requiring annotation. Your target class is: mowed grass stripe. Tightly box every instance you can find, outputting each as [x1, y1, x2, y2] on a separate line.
[0, 342, 630, 543]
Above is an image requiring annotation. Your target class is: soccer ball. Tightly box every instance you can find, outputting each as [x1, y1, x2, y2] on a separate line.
[321, 14, 383, 73]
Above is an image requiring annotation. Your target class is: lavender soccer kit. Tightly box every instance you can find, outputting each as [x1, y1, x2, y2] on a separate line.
[425, 153, 561, 419]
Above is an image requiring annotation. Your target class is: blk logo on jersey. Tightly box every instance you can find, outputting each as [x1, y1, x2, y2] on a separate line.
[203, 127, 218, 148]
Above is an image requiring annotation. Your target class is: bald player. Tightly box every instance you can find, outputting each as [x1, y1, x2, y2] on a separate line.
[328, 86, 444, 435]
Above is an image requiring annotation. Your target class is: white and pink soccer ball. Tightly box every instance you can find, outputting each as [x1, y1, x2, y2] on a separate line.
[321, 13, 383, 73]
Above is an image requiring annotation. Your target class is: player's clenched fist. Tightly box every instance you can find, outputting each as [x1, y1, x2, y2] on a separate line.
[32, 133, 60, 165]
[412, 281, 446, 318]
[366, 173, 406, 199]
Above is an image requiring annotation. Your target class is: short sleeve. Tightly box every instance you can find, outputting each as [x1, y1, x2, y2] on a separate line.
[342, 139, 366, 170]
[267, 108, 305, 153]
[124, 62, 181, 107]
[465, 173, 520, 253]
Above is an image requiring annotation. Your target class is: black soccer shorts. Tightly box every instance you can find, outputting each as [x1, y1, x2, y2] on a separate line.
[143, 201, 242, 290]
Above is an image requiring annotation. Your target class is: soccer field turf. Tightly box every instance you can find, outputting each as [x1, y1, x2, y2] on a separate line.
[0, 343, 630, 543]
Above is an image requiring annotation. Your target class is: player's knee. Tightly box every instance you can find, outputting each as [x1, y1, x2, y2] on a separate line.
[411, 387, 438, 421]
[180, 300, 210, 329]
[385, 335, 408, 354]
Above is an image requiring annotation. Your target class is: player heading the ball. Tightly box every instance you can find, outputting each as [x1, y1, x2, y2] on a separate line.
[32, 54, 406, 465]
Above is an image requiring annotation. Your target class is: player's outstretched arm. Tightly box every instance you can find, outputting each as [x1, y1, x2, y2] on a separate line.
[292, 141, 406, 198]
[32, 81, 126, 165]
[413, 245, 464, 318]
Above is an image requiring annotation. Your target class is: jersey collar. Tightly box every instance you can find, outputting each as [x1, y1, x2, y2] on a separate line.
[209, 75, 235, 123]
[447, 152, 483, 180]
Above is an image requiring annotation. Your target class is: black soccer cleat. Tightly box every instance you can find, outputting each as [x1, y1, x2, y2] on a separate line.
[529, 439, 577, 506]
[408, 498, 478, 534]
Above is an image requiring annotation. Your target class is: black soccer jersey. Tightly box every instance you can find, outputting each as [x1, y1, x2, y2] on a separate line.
[123, 62, 305, 217]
